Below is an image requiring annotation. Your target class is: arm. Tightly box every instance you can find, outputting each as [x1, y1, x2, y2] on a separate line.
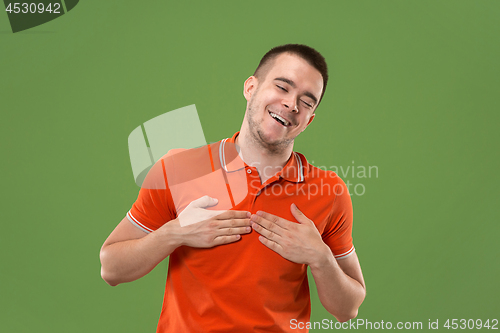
[100, 196, 251, 286]
[250, 203, 365, 322]
[100, 216, 173, 287]
[309, 250, 365, 322]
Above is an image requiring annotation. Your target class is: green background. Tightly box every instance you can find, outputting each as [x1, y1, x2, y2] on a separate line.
[1, 1, 499, 332]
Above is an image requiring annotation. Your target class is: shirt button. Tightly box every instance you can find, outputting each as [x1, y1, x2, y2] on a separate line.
[247, 169, 252, 174]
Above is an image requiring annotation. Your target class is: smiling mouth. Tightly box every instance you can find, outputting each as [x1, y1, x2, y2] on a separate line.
[269, 111, 291, 126]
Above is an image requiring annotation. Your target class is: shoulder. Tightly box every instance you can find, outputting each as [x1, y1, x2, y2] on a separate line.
[296, 152, 351, 200]
[297, 152, 344, 185]
[159, 142, 222, 184]
[140, 142, 222, 189]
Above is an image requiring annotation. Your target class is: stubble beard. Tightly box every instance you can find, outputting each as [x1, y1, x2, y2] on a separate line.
[246, 93, 294, 155]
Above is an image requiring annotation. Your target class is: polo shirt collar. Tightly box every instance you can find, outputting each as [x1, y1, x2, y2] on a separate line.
[219, 132, 306, 183]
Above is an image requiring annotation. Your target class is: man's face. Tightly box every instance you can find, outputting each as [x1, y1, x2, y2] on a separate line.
[243, 53, 324, 153]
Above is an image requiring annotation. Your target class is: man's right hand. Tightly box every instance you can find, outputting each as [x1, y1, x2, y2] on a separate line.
[161, 195, 252, 248]
[100, 196, 251, 286]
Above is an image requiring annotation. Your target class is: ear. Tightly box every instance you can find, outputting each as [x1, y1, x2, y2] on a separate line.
[243, 76, 258, 101]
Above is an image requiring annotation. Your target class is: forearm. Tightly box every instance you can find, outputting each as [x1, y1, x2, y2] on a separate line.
[100, 225, 179, 286]
[310, 248, 366, 322]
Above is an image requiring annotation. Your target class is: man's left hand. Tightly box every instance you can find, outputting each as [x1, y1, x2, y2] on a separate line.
[250, 203, 330, 266]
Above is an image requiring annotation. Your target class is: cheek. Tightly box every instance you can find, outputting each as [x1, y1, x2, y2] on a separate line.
[299, 115, 313, 128]
[254, 89, 285, 111]
[262, 88, 281, 101]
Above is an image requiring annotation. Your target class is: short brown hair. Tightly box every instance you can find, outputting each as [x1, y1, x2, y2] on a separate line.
[254, 44, 329, 105]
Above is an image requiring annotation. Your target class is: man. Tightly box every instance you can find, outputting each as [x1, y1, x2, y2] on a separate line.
[100, 44, 366, 332]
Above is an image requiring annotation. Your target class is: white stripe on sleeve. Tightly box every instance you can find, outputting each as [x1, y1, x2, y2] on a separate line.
[334, 246, 355, 260]
[126, 211, 153, 233]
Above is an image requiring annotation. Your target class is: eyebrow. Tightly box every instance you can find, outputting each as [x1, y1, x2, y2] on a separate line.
[274, 77, 318, 105]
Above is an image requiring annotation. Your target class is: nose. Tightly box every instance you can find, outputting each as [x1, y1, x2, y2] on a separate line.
[282, 97, 298, 113]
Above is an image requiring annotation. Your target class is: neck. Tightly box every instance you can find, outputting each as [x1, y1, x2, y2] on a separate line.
[236, 126, 293, 183]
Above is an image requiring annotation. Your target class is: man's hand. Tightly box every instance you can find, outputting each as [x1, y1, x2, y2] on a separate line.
[177, 195, 229, 227]
[162, 195, 252, 248]
[250, 203, 330, 266]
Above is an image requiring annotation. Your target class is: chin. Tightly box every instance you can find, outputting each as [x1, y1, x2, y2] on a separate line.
[256, 129, 293, 151]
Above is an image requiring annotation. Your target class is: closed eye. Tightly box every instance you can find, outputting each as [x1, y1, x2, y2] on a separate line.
[276, 85, 288, 92]
[301, 100, 313, 108]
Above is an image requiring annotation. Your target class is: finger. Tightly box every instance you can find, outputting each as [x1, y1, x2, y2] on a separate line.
[217, 218, 252, 229]
[253, 211, 290, 231]
[220, 225, 252, 236]
[290, 203, 313, 224]
[251, 221, 281, 241]
[191, 195, 218, 209]
[250, 214, 284, 237]
[258, 235, 283, 255]
[213, 234, 241, 246]
[214, 210, 251, 221]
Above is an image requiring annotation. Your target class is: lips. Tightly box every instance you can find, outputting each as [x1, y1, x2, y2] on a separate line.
[269, 111, 291, 126]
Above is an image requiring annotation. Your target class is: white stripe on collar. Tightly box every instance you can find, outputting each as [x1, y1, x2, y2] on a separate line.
[294, 152, 304, 182]
[219, 138, 229, 172]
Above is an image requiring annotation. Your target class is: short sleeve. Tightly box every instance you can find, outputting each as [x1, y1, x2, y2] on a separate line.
[322, 177, 355, 259]
[127, 157, 177, 233]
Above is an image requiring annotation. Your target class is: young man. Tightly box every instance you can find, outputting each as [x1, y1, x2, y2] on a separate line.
[100, 44, 366, 332]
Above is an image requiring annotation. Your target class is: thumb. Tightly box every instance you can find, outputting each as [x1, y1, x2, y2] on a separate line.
[290, 203, 311, 224]
[192, 195, 218, 209]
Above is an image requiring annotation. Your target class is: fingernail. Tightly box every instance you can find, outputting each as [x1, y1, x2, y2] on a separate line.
[246, 227, 251, 232]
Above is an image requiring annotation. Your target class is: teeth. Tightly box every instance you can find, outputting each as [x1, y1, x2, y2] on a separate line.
[270, 112, 290, 126]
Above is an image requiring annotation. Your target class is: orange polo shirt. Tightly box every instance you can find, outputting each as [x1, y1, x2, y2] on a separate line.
[127, 132, 355, 333]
